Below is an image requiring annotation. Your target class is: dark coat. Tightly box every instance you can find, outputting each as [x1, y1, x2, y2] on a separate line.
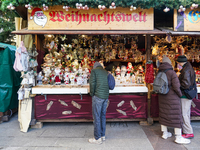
[158, 62, 183, 128]
[178, 62, 195, 95]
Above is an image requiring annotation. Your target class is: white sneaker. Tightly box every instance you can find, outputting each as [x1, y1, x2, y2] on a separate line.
[162, 132, 172, 139]
[88, 138, 102, 144]
[175, 136, 191, 144]
[101, 136, 105, 141]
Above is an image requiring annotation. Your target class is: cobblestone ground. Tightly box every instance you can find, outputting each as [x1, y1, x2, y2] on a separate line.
[0, 113, 200, 150]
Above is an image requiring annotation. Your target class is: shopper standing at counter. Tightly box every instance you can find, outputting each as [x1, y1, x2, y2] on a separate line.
[158, 56, 190, 144]
[89, 61, 109, 144]
[177, 55, 195, 139]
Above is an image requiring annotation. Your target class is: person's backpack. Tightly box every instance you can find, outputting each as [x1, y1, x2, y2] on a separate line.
[108, 73, 115, 90]
[153, 68, 173, 94]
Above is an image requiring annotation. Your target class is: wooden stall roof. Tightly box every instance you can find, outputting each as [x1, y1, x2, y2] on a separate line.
[159, 27, 200, 36]
[12, 28, 167, 35]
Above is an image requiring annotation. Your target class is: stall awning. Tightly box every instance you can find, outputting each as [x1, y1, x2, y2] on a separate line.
[159, 27, 200, 36]
[12, 28, 167, 35]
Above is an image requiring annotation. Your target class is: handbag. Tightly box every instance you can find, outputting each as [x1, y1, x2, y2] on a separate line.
[182, 74, 197, 100]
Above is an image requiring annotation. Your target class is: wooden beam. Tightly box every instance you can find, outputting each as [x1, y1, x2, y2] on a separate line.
[12, 28, 167, 35]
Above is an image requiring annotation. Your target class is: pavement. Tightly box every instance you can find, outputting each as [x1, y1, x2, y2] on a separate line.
[0, 113, 200, 150]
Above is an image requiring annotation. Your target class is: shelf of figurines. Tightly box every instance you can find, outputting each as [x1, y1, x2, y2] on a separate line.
[95, 59, 140, 63]
[31, 83, 148, 95]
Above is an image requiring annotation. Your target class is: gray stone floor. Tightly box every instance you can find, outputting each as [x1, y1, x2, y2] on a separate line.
[0, 113, 200, 150]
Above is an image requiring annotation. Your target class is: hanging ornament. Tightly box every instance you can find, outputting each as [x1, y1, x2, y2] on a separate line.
[191, 3, 198, 9]
[85, 5, 89, 10]
[63, 5, 70, 11]
[192, 3, 196, 8]
[7, 3, 15, 10]
[178, 5, 186, 12]
[43, 4, 48, 11]
[25, 4, 32, 10]
[111, 2, 115, 7]
[109, 2, 116, 9]
[163, 7, 170, 12]
[165, 34, 172, 43]
[98, 5, 106, 10]
[76, 3, 88, 10]
[130, 5, 136, 11]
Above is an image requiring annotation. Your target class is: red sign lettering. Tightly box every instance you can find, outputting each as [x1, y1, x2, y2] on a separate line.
[49, 10, 148, 24]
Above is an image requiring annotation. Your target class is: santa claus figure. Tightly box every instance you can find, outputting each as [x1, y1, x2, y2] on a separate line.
[121, 66, 127, 78]
[43, 66, 51, 77]
[115, 66, 121, 77]
[126, 62, 133, 77]
[30, 8, 47, 27]
[54, 67, 62, 85]
[64, 73, 70, 84]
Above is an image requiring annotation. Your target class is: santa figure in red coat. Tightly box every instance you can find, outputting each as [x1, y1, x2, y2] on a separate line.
[126, 62, 133, 77]
[54, 67, 62, 85]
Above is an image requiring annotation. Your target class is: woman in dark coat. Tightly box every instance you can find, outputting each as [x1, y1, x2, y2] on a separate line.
[158, 56, 190, 144]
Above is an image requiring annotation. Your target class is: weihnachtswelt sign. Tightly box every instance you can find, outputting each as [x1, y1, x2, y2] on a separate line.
[28, 6, 154, 30]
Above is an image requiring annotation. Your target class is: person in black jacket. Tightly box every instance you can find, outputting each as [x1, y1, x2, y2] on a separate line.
[177, 55, 195, 139]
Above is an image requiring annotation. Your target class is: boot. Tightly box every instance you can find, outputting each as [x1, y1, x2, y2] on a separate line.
[161, 125, 172, 139]
[174, 128, 191, 144]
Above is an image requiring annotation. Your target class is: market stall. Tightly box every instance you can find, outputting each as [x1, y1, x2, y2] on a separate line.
[11, 4, 171, 126]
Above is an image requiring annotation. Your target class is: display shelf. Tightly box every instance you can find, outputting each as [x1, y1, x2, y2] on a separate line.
[32, 85, 88, 94]
[32, 84, 148, 94]
[95, 59, 138, 63]
[110, 84, 148, 93]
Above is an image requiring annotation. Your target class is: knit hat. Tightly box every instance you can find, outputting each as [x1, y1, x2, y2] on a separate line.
[93, 61, 102, 69]
[162, 56, 171, 65]
[30, 8, 43, 20]
[177, 55, 187, 62]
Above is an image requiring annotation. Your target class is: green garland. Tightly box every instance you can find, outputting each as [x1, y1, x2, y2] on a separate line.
[1, 0, 200, 11]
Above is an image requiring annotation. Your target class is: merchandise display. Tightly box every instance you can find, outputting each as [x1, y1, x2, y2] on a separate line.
[151, 35, 200, 82]
[37, 34, 146, 86]
[150, 35, 200, 119]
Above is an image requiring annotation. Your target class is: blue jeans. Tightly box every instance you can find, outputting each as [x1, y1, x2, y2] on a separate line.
[92, 96, 108, 140]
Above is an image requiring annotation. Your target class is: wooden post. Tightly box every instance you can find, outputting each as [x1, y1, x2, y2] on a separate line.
[145, 35, 151, 62]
